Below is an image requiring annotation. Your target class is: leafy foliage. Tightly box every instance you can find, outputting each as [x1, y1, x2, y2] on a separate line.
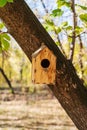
[57, 0, 71, 8]
[79, 13, 87, 23]
[76, 4, 87, 10]
[0, 0, 13, 7]
[0, 23, 5, 29]
[75, 26, 84, 35]
[51, 9, 64, 17]
[0, 0, 13, 52]
[0, 23, 10, 53]
[0, 33, 10, 51]
[43, 0, 87, 85]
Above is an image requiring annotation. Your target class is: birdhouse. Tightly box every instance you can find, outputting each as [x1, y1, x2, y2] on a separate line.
[32, 45, 56, 85]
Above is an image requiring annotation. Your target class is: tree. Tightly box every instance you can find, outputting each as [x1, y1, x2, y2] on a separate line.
[0, 0, 87, 129]
[41, 0, 87, 83]
[0, 22, 14, 94]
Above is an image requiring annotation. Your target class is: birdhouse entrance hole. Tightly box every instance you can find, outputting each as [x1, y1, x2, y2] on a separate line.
[41, 59, 50, 68]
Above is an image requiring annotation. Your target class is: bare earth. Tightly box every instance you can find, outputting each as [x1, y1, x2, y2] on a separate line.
[0, 90, 78, 130]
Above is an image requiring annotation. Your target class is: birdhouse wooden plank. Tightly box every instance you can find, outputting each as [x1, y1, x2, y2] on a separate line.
[32, 45, 56, 85]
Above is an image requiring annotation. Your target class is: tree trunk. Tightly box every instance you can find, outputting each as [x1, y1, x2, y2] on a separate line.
[0, 0, 87, 129]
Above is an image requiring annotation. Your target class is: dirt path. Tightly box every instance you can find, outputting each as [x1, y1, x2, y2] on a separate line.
[0, 91, 78, 130]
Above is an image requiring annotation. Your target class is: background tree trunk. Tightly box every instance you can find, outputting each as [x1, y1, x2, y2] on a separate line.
[0, 0, 87, 129]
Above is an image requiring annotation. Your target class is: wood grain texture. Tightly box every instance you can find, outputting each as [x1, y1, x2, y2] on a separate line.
[32, 46, 56, 84]
[0, 1, 87, 130]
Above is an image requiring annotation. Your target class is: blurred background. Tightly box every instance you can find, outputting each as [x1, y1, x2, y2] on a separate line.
[0, 0, 87, 129]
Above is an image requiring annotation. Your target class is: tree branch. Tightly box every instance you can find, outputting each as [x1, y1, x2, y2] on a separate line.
[78, 35, 84, 78]
[40, 0, 66, 56]
[0, 67, 14, 94]
[69, 0, 77, 61]
[40, 0, 48, 13]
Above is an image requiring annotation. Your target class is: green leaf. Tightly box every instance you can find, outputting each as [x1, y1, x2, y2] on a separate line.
[51, 9, 64, 17]
[61, 21, 68, 27]
[65, 2, 71, 8]
[1, 33, 10, 50]
[7, 0, 13, 3]
[68, 37, 72, 43]
[1, 39, 10, 50]
[55, 41, 60, 46]
[80, 5, 87, 10]
[0, 0, 13, 7]
[45, 25, 54, 31]
[57, 0, 65, 8]
[76, 4, 87, 10]
[1, 33, 10, 41]
[0, 0, 7, 7]
[79, 14, 87, 23]
[75, 26, 83, 35]
[0, 23, 5, 29]
[45, 20, 55, 31]
[57, 0, 71, 8]
[45, 20, 54, 26]
[66, 26, 72, 31]
[55, 27, 61, 33]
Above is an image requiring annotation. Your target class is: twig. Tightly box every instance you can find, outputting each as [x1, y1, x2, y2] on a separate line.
[40, 0, 66, 56]
[54, 30, 66, 56]
[76, 31, 87, 38]
[40, 0, 48, 13]
[69, 0, 77, 62]
[78, 35, 84, 78]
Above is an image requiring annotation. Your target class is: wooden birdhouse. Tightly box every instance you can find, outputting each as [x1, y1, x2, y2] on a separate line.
[32, 45, 56, 85]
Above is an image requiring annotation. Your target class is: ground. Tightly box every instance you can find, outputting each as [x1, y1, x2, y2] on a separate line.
[0, 87, 78, 130]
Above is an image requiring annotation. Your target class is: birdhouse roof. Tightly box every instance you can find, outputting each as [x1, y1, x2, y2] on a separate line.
[32, 44, 55, 58]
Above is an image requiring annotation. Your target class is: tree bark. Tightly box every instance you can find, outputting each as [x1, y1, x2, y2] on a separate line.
[0, 0, 87, 129]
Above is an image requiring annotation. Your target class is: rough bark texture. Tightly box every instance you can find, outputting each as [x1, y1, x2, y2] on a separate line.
[0, 0, 87, 129]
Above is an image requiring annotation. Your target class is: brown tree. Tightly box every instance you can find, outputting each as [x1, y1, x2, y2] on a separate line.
[0, 0, 87, 129]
